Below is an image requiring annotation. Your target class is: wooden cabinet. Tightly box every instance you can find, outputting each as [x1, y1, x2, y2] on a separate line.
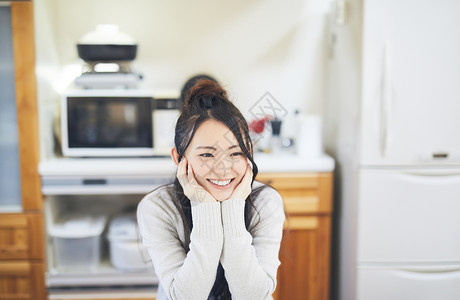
[0, 2, 45, 300]
[10, 1, 42, 213]
[0, 214, 46, 300]
[0, 261, 46, 300]
[257, 172, 333, 300]
[0, 214, 44, 261]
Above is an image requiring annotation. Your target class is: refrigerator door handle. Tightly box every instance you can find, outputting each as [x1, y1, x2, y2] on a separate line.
[396, 266, 460, 280]
[379, 43, 391, 158]
[403, 169, 460, 178]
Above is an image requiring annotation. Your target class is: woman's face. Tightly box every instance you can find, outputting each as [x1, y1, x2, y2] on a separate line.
[184, 119, 248, 201]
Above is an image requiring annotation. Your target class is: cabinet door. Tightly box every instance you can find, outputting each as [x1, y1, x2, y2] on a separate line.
[0, 214, 44, 260]
[0, 262, 46, 300]
[0, 5, 22, 210]
[360, 0, 460, 166]
[10, 2, 42, 211]
[258, 173, 333, 300]
[276, 216, 331, 300]
[0, 4, 45, 300]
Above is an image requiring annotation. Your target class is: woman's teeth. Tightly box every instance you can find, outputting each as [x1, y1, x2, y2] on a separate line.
[208, 179, 232, 186]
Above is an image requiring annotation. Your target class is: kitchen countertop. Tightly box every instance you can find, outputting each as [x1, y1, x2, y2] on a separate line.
[38, 153, 334, 195]
[39, 152, 335, 176]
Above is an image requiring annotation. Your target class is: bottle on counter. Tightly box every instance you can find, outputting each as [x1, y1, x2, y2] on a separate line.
[269, 118, 283, 154]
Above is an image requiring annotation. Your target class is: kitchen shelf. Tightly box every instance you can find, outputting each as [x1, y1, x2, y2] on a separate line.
[38, 157, 176, 177]
[47, 287, 157, 300]
[47, 258, 158, 288]
[41, 175, 173, 195]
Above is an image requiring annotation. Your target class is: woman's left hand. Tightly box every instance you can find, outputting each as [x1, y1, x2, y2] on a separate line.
[227, 159, 253, 201]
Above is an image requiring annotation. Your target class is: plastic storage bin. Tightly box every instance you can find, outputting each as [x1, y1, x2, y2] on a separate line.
[107, 214, 153, 272]
[49, 214, 107, 271]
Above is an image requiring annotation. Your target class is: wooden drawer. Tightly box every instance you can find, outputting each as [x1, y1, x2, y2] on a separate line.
[0, 261, 46, 300]
[0, 214, 44, 260]
[256, 173, 319, 189]
[257, 172, 333, 215]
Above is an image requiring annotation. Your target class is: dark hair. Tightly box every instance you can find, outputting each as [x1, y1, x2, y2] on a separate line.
[179, 74, 218, 107]
[172, 78, 262, 299]
[175, 79, 256, 167]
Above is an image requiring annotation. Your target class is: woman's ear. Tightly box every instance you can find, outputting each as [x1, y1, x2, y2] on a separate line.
[171, 147, 180, 166]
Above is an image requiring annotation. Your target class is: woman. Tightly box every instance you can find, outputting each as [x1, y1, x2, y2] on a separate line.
[137, 79, 285, 300]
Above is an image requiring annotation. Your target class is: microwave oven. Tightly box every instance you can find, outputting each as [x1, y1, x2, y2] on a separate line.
[60, 89, 179, 157]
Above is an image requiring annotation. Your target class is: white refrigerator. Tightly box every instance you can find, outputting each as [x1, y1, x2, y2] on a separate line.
[324, 0, 460, 299]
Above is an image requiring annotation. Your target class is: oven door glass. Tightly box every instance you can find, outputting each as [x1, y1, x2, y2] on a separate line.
[67, 97, 153, 148]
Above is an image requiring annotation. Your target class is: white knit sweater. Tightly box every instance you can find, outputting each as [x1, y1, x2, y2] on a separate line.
[137, 182, 285, 300]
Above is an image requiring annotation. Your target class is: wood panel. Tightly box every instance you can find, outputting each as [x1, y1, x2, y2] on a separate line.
[258, 172, 333, 215]
[284, 216, 318, 230]
[11, 1, 42, 211]
[318, 173, 333, 214]
[277, 216, 332, 300]
[0, 214, 44, 260]
[282, 194, 319, 214]
[0, 262, 45, 300]
[259, 172, 333, 300]
[3, 3, 46, 300]
[257, 172, 319, 189]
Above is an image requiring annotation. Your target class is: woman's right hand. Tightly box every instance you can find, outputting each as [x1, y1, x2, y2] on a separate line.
[176, 157, 217, 203]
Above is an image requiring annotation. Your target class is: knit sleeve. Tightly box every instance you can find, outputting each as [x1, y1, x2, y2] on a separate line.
[137, 189, 223, 300]
[220, 187, 285, 300]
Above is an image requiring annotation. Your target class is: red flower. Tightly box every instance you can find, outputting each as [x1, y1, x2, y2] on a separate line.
[249, 117, 268, 134]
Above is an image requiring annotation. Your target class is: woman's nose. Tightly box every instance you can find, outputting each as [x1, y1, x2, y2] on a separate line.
[213, 157, 233, 178]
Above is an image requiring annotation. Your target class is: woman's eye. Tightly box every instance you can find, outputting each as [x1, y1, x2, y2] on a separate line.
[199, 153, 213, 158]
[230, 152, 244, 157]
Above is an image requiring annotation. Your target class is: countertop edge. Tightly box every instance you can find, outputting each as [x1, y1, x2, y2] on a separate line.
[39, 153, 335, 177]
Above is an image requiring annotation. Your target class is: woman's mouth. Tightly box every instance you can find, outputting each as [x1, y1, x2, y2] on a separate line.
[207, 178, 234, 188]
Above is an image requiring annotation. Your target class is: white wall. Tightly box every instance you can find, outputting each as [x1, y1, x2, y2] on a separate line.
[34, 0, 61, 160]
[34, 0, 332, 158]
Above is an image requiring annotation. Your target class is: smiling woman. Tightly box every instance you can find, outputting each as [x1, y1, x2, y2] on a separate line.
[179, 119, 248, 201]
[137, 79, 285, 300]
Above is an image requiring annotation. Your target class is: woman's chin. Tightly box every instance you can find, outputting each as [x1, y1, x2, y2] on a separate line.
[211, 189, 233, 202]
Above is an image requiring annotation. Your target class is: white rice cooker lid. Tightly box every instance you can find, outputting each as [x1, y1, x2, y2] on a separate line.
[49, 215, 107, 238]
[79, 24, 136, 45]
[107, 214, 140, 241]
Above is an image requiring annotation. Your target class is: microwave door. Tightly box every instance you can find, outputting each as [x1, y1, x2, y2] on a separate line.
[63, 96, 154, 157]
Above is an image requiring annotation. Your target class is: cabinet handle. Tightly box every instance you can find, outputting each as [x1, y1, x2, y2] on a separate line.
[82, 179, 107, 185]
[403, 169, 460, 177]
[396, 267, 460, 280]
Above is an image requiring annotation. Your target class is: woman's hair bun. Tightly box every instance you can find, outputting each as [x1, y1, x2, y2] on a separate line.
[183, 77, 228, 111]
[180, 74, 217, 102]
